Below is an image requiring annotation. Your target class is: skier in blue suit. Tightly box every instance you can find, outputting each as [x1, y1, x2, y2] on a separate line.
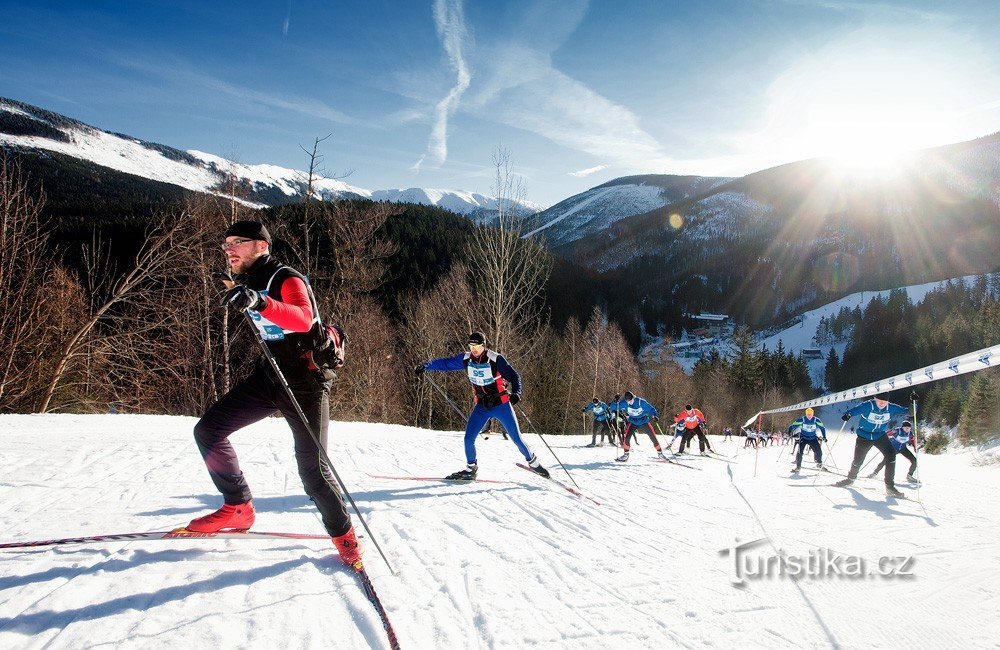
[787, 407, 827, 473]
[415, 332, 549, 480]
[868, 421, 919, 483]
[583, 398, 612, 447]
[614, 391, 666, 462]
[835, 394, 908, 496]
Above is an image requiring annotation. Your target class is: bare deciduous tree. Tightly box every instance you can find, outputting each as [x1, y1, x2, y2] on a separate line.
[466, 147, 550, 357]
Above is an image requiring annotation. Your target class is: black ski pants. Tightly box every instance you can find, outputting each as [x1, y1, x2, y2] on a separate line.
[872, 446, 916, 476]
[679, 425, 709, 452]
[795, 438, 823, 469]
[193, 364, 352, 537]
[591, 420, 613, 445]
[846, 434, 896, 487]
[623, 422, 662, 453]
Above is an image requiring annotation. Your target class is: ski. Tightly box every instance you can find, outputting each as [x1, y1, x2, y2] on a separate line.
[350, 560, 401, 650]
[515, 463, 601, 506]
[699, 452, 737, 464]
[366, 473, 516, 485]
[0, 528, 333, 550]
[650, 457, 702, 470]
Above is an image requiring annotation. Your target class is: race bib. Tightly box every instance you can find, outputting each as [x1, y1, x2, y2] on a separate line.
[865, 412, 891, 426]
[248, 296, 285, 341]
[466, 361, 496, 387]
[802, 423, 816, 433]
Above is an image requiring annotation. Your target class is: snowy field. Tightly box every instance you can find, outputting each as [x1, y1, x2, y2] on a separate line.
[1, 414, 998, 649]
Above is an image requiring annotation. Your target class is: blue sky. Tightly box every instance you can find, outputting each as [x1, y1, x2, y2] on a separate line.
[1, 0, 998, 207]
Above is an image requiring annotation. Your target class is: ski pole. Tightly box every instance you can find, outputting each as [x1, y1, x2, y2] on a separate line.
[911, 392, 921, 499]
[813, 420, 848, 485]
[516, 405, 582, 490]
[423, 375, 469, 423]
[234, 308, 396, 575]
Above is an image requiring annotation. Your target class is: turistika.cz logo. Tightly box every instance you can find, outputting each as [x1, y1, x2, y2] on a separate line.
[720, 537, 915, 586]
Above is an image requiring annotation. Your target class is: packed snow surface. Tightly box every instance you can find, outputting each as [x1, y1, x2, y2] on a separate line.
[1, 414, 997, 649]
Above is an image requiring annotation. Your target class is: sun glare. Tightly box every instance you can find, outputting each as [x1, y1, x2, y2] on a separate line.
[748, 24, 998, 176]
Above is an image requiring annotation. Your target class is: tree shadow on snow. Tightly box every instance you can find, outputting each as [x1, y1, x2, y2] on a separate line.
[0, 552, 323, 634]
[349, 484, 538, 504]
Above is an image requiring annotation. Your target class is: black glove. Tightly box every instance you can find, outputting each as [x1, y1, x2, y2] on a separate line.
[910, 391, 919, 403]
[822, 437, 828, 442]
[652, 416, 659, 422]
[221, 285, 266, 312]
[841, 413, 851, 422]
[413, 364, 425, 376]
[213, 269, 234, 285]
[508, 393, 520, 406]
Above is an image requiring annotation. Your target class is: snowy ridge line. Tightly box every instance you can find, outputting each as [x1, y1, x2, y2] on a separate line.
[744, 343, 999, 425]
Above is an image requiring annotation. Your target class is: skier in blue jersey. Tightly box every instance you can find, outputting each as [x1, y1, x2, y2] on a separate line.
[834, 394, 908, 497]
[583, 398, 613, 447]
[415, 332, 549, 480]
[614, 391, 666, 462]
[787, 407, 827, 473]
[868, 421, 919, 483]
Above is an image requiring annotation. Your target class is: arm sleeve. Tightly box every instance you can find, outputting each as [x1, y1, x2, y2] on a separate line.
[817, 419, 827, 434]
[647, 401, 659, 418]
[496, 355, 522, 396]
[787, 419, 800, 433]
[426, 353, 467, 372]
[845, 403, 864, 417]
[891, 404, 909, 416]
[259, 276, 313, 332]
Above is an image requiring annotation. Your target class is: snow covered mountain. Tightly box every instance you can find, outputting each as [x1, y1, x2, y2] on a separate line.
[0, 97, 539, 215]
[554, 134, 1000, 326]
[523, 174, 731, 246]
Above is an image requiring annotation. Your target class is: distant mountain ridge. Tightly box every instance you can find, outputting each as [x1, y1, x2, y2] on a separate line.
[544, 133, 1000, 327]
[0, 97, 541, 216]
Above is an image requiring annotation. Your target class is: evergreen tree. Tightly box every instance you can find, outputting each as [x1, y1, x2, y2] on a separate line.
[957, 370, 1000, 445]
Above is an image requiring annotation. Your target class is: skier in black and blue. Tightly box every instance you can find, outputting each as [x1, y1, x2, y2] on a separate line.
[868, 421, 919, 483]
[835, 394, 908, 497]
[415, 332, 549, 480]
[614, 391, 666, 462]
[787, 407, 827, 473]
[582, 398, 612, 447]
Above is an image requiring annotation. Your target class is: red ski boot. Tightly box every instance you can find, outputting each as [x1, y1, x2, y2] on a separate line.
[333, 528, 362, 567]
[185, 501, 255, 533]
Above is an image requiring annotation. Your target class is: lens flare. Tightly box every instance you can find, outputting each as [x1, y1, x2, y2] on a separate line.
[669, 213, 684, 229]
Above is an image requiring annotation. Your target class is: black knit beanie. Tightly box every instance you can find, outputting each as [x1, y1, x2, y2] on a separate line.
[224, 220, 272, 245]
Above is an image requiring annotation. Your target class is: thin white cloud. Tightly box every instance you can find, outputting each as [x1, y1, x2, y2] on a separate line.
[568, 164, 608, 177]
[414, 0, 471, 172]
[283, 0, 291, 37]
[116, 57, 361, 126]
[469, 42, 679, 171]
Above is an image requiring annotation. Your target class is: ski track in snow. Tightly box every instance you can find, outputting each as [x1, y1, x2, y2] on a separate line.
[0, 414, 998, 649]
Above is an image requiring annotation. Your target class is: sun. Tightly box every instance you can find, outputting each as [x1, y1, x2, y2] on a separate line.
[752, 24, 997, 175]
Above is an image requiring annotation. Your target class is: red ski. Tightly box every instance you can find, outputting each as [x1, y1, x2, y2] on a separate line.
[0, 529, 333, 550]
[515, 463, 601, 506]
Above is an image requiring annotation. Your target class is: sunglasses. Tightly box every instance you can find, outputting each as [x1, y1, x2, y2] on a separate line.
[220, 237, 256, 251]
[468, 342, 485, 348]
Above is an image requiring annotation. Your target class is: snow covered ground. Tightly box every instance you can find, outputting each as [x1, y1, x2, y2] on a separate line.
[1, 414, 998, 649]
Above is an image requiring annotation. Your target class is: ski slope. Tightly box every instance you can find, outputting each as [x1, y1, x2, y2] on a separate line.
[1, 414, 998, 649]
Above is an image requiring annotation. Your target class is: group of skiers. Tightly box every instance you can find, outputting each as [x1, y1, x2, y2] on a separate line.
[579, 397, 714, 461]
[186, 220, 925, 571]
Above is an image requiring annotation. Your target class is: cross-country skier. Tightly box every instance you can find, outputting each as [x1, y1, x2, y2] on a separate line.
[582, 398, 613, 447]
[675, 404, 712, 454]
[614, 391, 666, 462]
[834, 394, 909, 497]
[669, 420, 686, 452]
[868, 421, 919, 483]
[608, 393, 623, 445]
[724, 426, 733, 441]
[188, 221, 360, 565]
[415, 332, 549, 480]
[787, 407, 827, 473]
